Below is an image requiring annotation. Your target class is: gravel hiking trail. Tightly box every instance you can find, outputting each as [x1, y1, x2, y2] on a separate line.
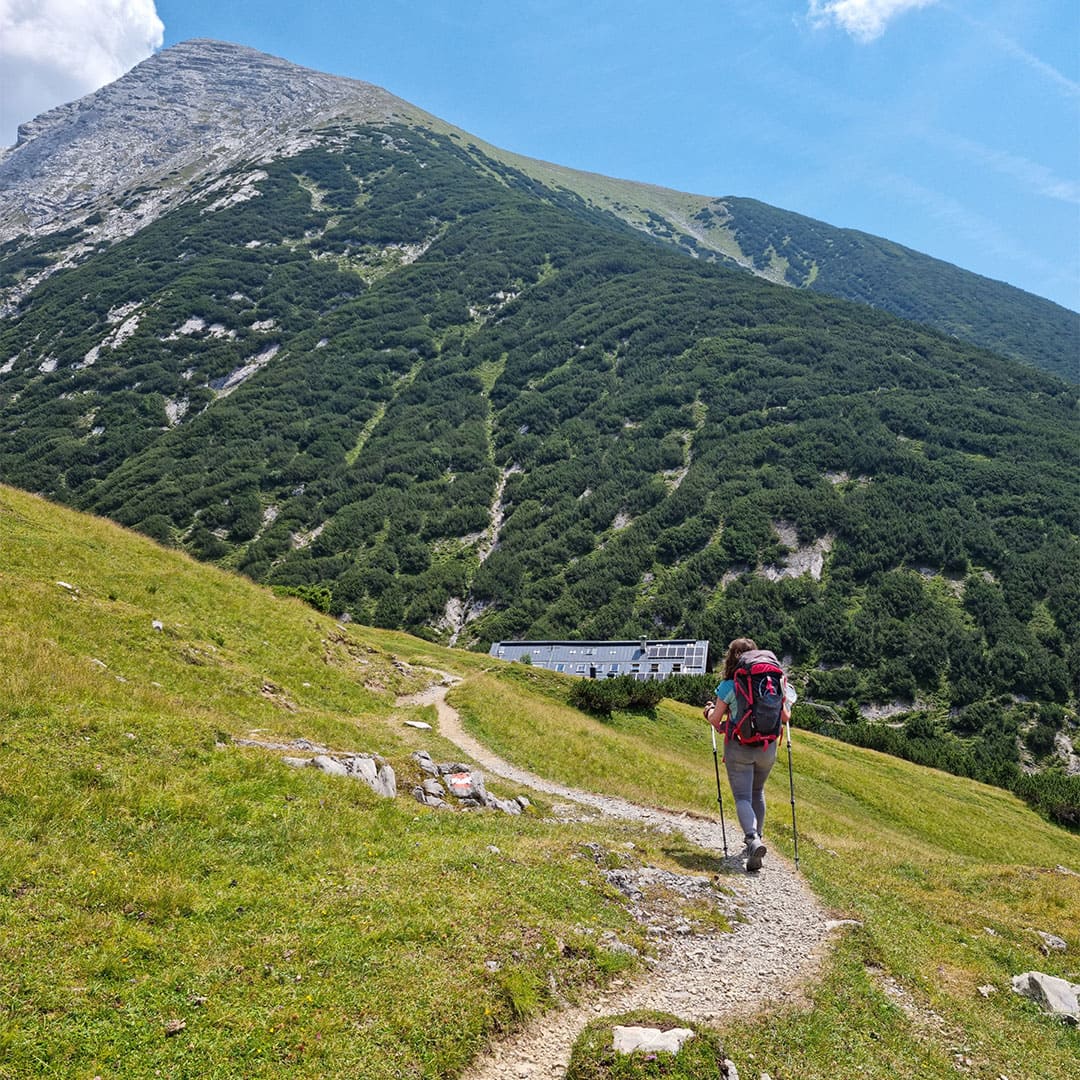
[399, 677, 832, 1080]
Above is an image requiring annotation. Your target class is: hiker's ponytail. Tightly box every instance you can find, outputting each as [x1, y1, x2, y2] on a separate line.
[721, 637, 757, 681]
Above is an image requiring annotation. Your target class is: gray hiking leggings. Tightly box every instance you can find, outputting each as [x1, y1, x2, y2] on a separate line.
[723, 738, 778, 839]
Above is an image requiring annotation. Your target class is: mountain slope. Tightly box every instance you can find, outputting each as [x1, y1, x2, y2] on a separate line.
[1, 484, 1076, 1079]
[0, 39, 1075, 378]
[466, 151, 1079, 381]
[0, 42, 1076, 767]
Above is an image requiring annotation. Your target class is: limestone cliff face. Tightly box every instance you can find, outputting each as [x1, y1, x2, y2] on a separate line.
[0, 39, 411, 243]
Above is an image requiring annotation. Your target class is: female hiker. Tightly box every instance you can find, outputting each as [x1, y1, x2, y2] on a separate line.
[703, 637, 794, 871]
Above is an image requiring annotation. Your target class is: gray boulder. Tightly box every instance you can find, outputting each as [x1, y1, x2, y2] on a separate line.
[350, 756, 379, 786]
[1011, 971, 1080, 1023]
[444, 769, 486, 801]
[310, 754, 348, 777]
[411, 750, 440, 776]
[437, 761, 473, 776]
[373, 763, 396, 798]
[306, 753, 395, 796]
[1037, 931, 1068, 954]
[411, 785, 446, 809]
[346, 755, 396, 798]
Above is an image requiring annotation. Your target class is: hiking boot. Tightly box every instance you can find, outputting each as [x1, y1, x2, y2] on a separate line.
[745, 837, 767, 872]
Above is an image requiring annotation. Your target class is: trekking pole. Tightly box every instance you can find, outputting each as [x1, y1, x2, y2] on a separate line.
[710, 723, 729, 857]
[785, 717, 800, 870]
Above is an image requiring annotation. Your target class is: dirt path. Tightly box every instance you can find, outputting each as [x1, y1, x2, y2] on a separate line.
[400, 678, 832, 1079]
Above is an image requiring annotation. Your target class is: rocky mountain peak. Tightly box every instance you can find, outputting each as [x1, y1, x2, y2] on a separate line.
[0, 39, 410, 244]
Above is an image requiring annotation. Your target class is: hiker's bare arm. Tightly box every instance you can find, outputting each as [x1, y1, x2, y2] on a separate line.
[704, 698, 729, 732]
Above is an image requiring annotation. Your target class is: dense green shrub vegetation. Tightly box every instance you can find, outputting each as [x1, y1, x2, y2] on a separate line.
[791, 702, 1079, 829]
[0, 226, 84, 288]
[704, 196, 1080, 382]
[0, 122, 1075, 809]
[569, 674, 665, 717]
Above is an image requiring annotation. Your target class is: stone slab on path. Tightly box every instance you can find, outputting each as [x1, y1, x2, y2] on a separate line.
[612, 1024, 695, 1054]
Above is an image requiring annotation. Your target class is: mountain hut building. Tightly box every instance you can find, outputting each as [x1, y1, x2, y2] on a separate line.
[488, 639, 709, 680]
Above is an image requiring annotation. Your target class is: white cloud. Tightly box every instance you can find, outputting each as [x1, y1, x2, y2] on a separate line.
[808, 0, 938, 43]
[0, 0, 164, 147]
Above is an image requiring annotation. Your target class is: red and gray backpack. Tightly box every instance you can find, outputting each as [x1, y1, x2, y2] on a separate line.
[729, 649, 786, 745]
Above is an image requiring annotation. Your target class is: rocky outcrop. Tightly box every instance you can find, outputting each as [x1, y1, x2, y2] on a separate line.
[409, 750, 531, 815]
[235, 735, 396, 797]
[235, 735, 529, 813]
[0, 39, 419, 312]
[290, 751, 396, 797]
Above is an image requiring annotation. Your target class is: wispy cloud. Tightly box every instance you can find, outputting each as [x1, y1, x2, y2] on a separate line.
[807, 0, 938, 43]
[927, 131, 1080, 206]
[0, 0, 164, 147]
[949, 6, 1080, 102]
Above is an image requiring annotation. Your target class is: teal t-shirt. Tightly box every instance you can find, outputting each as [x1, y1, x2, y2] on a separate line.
[714, 678, 735, 704]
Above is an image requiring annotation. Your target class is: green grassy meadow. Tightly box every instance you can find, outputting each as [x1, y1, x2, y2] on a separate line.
[2, 484, 1077, 1079]
[0, 487, 652, 1078]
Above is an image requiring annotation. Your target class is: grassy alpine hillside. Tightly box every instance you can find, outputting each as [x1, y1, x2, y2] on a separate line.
[0, 122, 1076, 756]
[1, 486, 1078, 1079]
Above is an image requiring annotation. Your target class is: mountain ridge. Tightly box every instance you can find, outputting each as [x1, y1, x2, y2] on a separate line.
[0, 40, 423, 320]
[0, 39, 412, 233]
[1, 38, 1075, 378]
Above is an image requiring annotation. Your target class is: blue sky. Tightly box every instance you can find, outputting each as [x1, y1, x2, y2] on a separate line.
[2, 1, 1078, 311]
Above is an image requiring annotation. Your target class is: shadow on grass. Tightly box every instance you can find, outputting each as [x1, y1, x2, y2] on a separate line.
[661, 844, 746, 877]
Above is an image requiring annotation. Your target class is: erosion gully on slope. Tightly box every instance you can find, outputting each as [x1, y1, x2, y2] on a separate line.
[397, 675, 832, 1080]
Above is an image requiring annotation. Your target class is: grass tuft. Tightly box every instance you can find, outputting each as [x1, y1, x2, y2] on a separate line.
[566, 1011, 728, 1079]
